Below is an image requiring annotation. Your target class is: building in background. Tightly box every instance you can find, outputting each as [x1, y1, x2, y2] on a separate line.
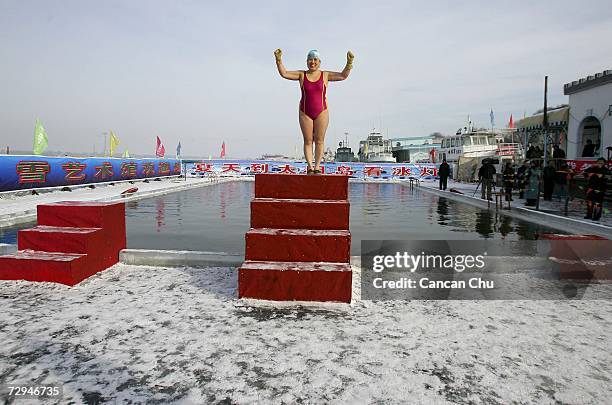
[564, 69, 612, 160]
[515, 105, 569, 156]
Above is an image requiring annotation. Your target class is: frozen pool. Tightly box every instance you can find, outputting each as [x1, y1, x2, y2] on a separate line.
[0, 181, 563, 254]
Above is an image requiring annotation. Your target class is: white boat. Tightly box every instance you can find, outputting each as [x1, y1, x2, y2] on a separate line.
[440, 123, 524, 181]
[358, 130, 396, 163]
[438, 127, 523, 164]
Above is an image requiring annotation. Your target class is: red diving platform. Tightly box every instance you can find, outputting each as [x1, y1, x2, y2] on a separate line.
[539, 233, 610, 281]
[0, 201, 126, 286]
[239, 174, 352, 302]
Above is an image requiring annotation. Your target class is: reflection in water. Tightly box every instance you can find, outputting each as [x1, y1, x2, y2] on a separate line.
[219, 184, 226, 219]
[361, 183, 383, 222]
[156, 198, 165, 232]
[514, 221, 542, 240]
[498, 214, 513, 238]
[347, 183, 562, 252]
[218, 180, 243, 220]
[0, 181, 567, 254]
[437, 197, 449, 225]
[475, 211, 493, 238]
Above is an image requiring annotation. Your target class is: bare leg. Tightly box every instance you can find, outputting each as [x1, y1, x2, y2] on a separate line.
[299, 111, 314, 170]
[313, 109, 329, 170]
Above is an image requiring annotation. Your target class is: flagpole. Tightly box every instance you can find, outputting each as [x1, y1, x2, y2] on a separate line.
[543, 75, 548, 167]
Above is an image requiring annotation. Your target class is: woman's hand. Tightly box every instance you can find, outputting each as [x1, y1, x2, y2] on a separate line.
[274, 49, 300, 80]
[345, 51, 354, 70]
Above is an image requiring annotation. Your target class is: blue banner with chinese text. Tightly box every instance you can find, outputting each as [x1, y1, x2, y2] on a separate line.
[0, 155, 181, 192]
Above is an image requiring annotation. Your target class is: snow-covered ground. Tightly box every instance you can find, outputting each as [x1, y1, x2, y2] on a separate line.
[1, 264, 611, 404]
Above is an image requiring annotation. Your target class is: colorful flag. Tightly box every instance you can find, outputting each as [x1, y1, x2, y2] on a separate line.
[508, 114, 514, 129]
[109, 130, 120, 157]
[220, 141, 226, 158]
[33, 118, 48, 155]
[490, 108, 495, 128]
[429, 148, 436, 163]
[156, 136, 165, 158]
[176, 141, 182, 158]
[122, 149, 130, 158]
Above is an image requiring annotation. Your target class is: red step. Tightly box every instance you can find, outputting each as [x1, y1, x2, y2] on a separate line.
[239, 260, 352, 302]
[17, 226, 116, 269]
[540, 234, 610, 281]
[555, 264, 612, 281]
[254, 174, 348, 200]
[0, 250, 90, 286]
[0, 201, 126, 286]
[37, 201, 126, 252]
[251, 198, 349, 230]
[245, 228, 350, 263]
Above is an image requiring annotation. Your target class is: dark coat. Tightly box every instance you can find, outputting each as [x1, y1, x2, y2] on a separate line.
[543, 166, 557, 181]
[439, 162, 450, 178]
[582, 144, 596, 158]
[552, 148, 566, 159]
[585, 166, 607, 192]
[502, 166, 515, 188]
[478, 163, 496, 180]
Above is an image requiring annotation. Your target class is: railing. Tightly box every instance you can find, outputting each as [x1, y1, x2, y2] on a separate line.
[496, 143, 523, 157]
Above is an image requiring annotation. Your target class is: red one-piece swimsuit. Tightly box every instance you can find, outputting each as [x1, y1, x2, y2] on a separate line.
[300, 70, 327, 120]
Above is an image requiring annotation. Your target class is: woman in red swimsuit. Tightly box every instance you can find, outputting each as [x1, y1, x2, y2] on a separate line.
[275, 49, 354, 174]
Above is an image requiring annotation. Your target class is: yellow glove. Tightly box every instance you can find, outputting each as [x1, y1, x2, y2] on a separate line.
[274, 48, 282, 62]
[346, 50, 354, 69]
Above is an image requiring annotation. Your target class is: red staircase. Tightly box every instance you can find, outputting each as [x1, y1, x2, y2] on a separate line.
[0, 201, 126, 286]
[239, 174, 352, 302]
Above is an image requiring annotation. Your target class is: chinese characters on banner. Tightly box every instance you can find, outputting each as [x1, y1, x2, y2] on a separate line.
[565, 160, 611, 174]
[1, 156, 181, 192]
[189, 160, 439, 179]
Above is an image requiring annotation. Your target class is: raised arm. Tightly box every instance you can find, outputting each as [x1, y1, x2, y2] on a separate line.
[328, 50, 354, 81]
[274, 49, 301, 80]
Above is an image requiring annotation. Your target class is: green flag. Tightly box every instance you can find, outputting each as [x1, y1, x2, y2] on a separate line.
[122, 149, 130, 158]
[33, 118, 48, 155]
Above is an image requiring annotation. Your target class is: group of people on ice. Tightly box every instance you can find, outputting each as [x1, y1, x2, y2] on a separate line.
[437, 155, 608, 222]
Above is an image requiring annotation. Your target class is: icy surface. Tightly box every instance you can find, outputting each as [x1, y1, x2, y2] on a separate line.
[1, 264, 611, 404]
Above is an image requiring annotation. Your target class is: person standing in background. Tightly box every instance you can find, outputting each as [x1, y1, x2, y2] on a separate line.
[438, 159, 450, 190]
[542, 160, 557, 201]
[582, 139, 596, 157]
[478, 159, 496, 200]
[524, 160, 542, 206]
[584, 157, 608, 221]
[516, 160, 529, 199]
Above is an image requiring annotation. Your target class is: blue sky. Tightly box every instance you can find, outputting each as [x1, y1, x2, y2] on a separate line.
[1, 0, 611, 158]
